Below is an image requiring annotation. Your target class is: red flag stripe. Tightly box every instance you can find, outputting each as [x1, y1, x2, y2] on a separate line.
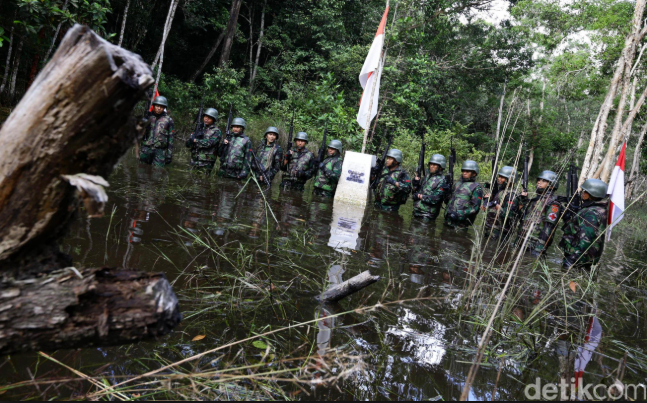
[375, 7, 390, 37]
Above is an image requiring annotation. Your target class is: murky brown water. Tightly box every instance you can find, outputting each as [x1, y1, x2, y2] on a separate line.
[2, 150, 646, 401]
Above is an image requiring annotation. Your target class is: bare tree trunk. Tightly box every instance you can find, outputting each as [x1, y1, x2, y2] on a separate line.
[0, 24, 14, 98]
[316, 271, 380, 303]
[189, 31, 225, 82]
[249, 0, 266, 93]
[8, 37, 23, 103]
[44, 0, 70, 62]
[151, 0, 179, 71]
[527, 148, 534, 174]
[219, 0, 243, 67]
[494, 81, 506, 143]
[247, 4, 254, 85]
[118, 0, 132, 47]
[627, 120, 647, 199]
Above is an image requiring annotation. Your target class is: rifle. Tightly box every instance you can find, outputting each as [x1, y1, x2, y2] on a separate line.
[416, 130, 426, 179]
[446, 134, 456, 191]
[218, 102, 234, 159]
[314, 119, 329, 175]
[561, 161, 581, 222]
[370, 129, 392, 190]
[284, 110, 296, 162]
[522, 145, 529, 193]
[250, 148, 272, 191]
[189, 98, 205, 147]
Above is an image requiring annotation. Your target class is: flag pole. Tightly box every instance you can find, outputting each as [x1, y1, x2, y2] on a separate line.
[361, 0, 389, 154]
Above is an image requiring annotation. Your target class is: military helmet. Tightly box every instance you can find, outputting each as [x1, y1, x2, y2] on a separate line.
[581, 179, 608, 199]
[327, 139, 342, 152]
[231, 117, 246, 129]
[203, 108, 218, 120]
[295, 132, 309, 142]
[386, 149, 403, 164]
[461, 160, 479, 175]
[537, 170, 559, 190]
[428, 154, 446, 169]
[152, 96, 168, 108]
[498, 166, 515, 179]
[265, 126, 279, 136]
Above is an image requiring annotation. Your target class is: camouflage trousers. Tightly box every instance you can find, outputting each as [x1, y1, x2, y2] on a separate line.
[374, 202, 401, 212]
[139, 146, 169, 167]
[218, 166, 247, 179]
[313, 187, 335, 198]
[280, 180, 306, 192]
[443, 217, 472, 230]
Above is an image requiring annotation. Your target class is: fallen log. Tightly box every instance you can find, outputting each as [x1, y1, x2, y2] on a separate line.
[0, 25, 181, 355]
[316, 270, 381, 303]
[0, 268, 181, 355]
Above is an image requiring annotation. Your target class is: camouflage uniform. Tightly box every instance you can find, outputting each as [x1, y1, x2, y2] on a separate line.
[517, 192, 563, 255]
[484, 187, 521, 240]
[313, 154, 343, 198]
[444, 178, 484, 228]
[373, 167, 412, 212]
[218, 133, 253, 179]
[140, 112, 175, 167]
[412, 172, 449, 220]
[280, 147, 316, 191]
[185, 124, 221, 170]
[255, 140, 283, 183]
[559, 200, 607, 270]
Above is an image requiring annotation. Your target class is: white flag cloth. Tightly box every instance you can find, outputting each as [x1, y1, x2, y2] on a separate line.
[356, 7, 389, 129]
[574, 315, 602, 389]
[607, 142, 626, 241]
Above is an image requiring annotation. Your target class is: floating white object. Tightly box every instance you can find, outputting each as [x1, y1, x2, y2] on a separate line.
[334, 151, 376, 207]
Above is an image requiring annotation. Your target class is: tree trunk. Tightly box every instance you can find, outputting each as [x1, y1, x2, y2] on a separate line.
[7, 37, 23, 103]
[151, 0, 179, 71]
[249, 0, 266, 93]
[44, 0, 70, 62]
[626, 120, 647, 199]
[190, 30, 225, 82]
[0, 24, 14, 98]
[493, 82, 506, 143]
[219, 0, 243, 67]
[118, 0, 131, 47]
[316, 270, 381, 303]
[0, 267, 181, 355]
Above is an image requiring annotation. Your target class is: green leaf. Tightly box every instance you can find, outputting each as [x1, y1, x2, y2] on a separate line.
[252, 340, 268, 350]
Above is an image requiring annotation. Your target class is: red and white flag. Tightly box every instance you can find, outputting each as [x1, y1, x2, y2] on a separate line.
[149, 88, 160, 112]
[607, 142, 626, 241]
[574, 315, 602, 390]
[356, 6, 389, 129]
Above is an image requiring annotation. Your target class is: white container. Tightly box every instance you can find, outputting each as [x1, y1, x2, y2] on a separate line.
[334, 151, 376, 207]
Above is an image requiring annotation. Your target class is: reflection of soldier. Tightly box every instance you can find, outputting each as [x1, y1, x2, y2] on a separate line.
[140, 96, 175, 167]
[280, 132, 316, 191]
[218, 118, 254, 179]
[372, 149, 412, 212]
[313, 140, 343, 198]
[517, 170, 563, 256]
[186, 108, 221, 172]
[255, 127, 284, 184]
[411, 154, 449, 222]
[364, 209, 405, 266]
[406, 218, 437, 278]
[559, 179, 608, 270]
[483, 166, 521, 241]
[444, 160, 483, 229]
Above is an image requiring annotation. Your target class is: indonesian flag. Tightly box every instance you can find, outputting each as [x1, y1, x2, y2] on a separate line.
[149, 88, 160, 112]
[574, 316, 602, 390]
[607, 142, 626, 241]
[356, 6, 389, 129]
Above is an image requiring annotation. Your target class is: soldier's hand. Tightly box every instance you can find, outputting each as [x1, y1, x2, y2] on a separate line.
[385, 176, 397, 186]
[521, 191, 528, 197]
[449, 213, 458, 220]
[224, 139, 229, 145]
[415, 175, 420, 181]
[259, 176, 264, 182]
[417, 193, 423, 200]
[495, 204, 501, 211]
[319, 162, 325, 170]
[484, 193, 490, 199]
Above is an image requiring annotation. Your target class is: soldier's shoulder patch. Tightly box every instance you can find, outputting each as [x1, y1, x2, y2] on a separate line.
[551, 205, 559, 213]
[548, 212, 558, 222]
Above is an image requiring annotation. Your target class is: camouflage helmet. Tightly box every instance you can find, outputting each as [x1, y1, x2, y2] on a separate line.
[498, 166, 515, 179]
[327, 139, 342, 152]
[581, 179, 608, 199]
[295, 132, 309, 142]
[231, 117, 246, 129]
[428, 154, 446, 169]
[152, 96, 168, 108]
[386, 149, 403, 164]
[264, 126, 280, 137]
[537, 170, 559, 190]
[461, 160, 480, 175]
[203, 108, 218, 120]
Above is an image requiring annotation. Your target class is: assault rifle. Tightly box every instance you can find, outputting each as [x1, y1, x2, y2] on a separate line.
[314, 119, 329, 175]
[522, 145, 529, 193]
[218, 102, 233, 159]
[416, 130, 426, 179]
[446, 134, 456, 191]
[561, 161, 581, 222]
[189, 97, 205, 147]
[284, 110, 296, 162]
[250, 148, 272, 191]
[370, 129, 392, 190]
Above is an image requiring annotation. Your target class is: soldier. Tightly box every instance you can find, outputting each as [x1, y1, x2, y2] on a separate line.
[139, 96, 175, 167]
[373, 149, 412, 212]
[444, 160, 484, 228]
[559, 179, 608, 270]
[280, 132, 316, 191]
[313, 140, 344, 198]
[185, 108, 221, 172]
[411, 154, 450, 221]
[516, 170, 563, 256]
[483, 166, 521, 240]
[255, 126, 284, 184]
[218, 117, 253, 179]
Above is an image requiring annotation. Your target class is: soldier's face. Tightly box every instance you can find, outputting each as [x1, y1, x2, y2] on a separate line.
[429, 163, 440, 174]
[266, 133, 277, 143]
[386, 157, 395, 167]
[461, 170, 474, 179]
[153, 105, 164, 114]
[203, 116, 214, 125]
[497, 175, 507, 185]
[296, 140, 306, 149]
[232, 126, 243, 134]
[537, 179, 549, 189]
[327, 147, 336, 156]
[581, 191, 591, 201]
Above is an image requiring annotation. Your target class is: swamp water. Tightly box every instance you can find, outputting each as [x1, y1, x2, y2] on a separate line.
[1, 151, 647, 400]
